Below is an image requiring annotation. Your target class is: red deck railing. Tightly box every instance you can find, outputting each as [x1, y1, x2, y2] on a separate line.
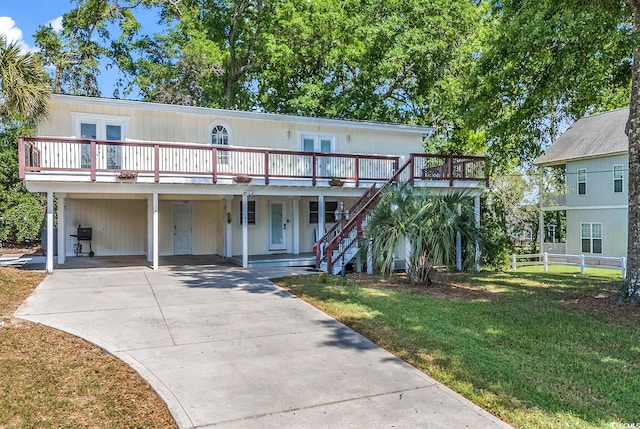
[18, 136, 487, 187]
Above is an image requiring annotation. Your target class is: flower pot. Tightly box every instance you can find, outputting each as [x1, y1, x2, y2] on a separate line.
[329, 179, 344, 187]
[117, 171, 137, 179]
[233, 175, 252, 184]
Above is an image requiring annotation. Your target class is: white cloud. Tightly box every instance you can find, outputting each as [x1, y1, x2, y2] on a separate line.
[48, 16, 63, 32]
[0, 16, 31, 53]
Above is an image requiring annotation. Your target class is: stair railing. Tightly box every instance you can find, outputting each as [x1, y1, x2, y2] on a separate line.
[314, 183, 377, 268]
[324, 158, 413, 273]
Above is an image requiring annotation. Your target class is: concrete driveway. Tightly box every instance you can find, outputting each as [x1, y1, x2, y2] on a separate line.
[16, 264, 511, 429]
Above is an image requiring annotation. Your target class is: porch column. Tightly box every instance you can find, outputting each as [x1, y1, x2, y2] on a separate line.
[147, 195, 153, 262]
[474, 194, 481, 272]
[153, 192, 159, 270]
[242, 192, 249, 268]
[46, 191, 54, 273]
[456, 203, 462, 271]
[292, 197, 300, 255]
[57, 193, 66, 265]
[224, 196, 233, 258]
[317, 195, 325, 238]
[405, 235, 411, 272]
[538, 197, 545, 254]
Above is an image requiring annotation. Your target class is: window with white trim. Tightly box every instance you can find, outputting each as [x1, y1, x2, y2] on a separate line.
[239, 200, 257, 226]
[577, 168, 586, 195]
[309, 201, 338, 224]
[207, 120, 232, 165]
[211, 125, 229, 145]
[581, 222, 602, 254]
[613, 164, 624, 193]
[72, 113, 129, 170]
[301, 133, 336, 177]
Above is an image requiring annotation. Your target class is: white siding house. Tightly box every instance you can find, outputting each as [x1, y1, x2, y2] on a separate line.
[536, 108, 629, 258]
[21, 95, 488, 272]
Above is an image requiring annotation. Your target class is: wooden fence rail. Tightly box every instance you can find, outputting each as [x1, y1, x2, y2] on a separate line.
[511, 252, 627, 278]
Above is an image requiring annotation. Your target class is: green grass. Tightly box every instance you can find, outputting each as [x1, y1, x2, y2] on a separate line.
[275, 267, 640, 429]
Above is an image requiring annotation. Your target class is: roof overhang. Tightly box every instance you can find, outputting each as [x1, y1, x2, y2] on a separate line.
[51, 94, 435, 135]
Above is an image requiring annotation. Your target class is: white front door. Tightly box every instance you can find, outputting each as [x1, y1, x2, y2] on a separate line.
[174, 204, 193, 255]
[269, 201, 287, 251]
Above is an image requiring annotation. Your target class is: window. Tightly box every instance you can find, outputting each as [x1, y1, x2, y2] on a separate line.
[309, 201, 338, 224]
[207, 121, 233, 145]
[211, 125, 229, 146]
[581, 222, 602, 254]
[239, 200, 257, 225]
[577, 168, 586, 195]
[207, 121, 232, 165]
[301, 134, 334, 153]
[72, 113, 129, 171]
[614, 164, 624, 193]
[301, 133, 336, 176]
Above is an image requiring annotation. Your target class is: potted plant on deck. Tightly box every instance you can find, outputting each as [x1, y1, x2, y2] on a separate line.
[233, 174, 252, 184]
[328, 176, 344, 187]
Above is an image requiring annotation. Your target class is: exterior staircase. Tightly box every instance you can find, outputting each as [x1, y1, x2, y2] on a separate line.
[314, 153, 488, 274]
[315, 159, 413, 274]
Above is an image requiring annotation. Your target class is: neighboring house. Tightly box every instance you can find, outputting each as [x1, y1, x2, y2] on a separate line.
[20, 94, 487, 273]
[535, 107, 629, 258]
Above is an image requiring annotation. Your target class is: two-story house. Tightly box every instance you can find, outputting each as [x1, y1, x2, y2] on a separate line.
[20, 94, 487, 273]
[536, 107, 628, 258]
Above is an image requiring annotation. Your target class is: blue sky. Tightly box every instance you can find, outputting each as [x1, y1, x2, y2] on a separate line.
[0, 1, 69, 52]
[0, 1, 160, 98]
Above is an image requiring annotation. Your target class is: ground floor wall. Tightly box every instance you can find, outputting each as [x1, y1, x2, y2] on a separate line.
[67, 198, 147, 256]
[566, 207, 627, 258]
[64, 195, 359, 258]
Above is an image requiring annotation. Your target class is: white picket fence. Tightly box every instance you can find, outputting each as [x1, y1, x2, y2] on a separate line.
[511, 252, 627, 278]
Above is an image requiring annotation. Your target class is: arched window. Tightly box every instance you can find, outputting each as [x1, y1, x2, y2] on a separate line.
[207, 120, 233, 146]
[211, 125, 229, 145]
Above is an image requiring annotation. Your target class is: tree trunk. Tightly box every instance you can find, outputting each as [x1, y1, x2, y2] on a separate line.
[621, 0, 640, 306]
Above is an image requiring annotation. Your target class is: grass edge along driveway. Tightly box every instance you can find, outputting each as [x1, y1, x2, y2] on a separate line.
[0, 267, 177, 428]
[274, 266, 640, 429]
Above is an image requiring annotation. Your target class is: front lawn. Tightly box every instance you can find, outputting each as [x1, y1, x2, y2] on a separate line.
[274, 266, 640, 429]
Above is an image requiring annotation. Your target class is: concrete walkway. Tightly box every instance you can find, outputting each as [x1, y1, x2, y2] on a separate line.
[15, 265, 512, 429]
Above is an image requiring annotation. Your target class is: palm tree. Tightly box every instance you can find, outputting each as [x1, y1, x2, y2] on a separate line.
[364, 183, 479, 284]
[0, 34, 50, 121]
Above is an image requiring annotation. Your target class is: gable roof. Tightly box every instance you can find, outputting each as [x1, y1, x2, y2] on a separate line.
[535, 107, 629, 166]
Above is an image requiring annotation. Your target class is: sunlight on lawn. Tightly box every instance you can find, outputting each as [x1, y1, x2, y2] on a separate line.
[275, 269, 638, 429]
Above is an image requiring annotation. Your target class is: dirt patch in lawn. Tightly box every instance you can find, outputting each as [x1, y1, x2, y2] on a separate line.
[347, 272, 502, 301]
[0, 267, 177, 428]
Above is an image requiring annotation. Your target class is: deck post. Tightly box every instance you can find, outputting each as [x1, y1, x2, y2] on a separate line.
[242, 192, 249, 268]
[456, 203, 462, 271]
[224, 197, 233, 258]
[367, 239, 373, 274]
[90, 141, 96, 182]
[154, 145, 160, 182]
[18, 137, 25, 179]
[146, 195, 153, 262]
[317, 195, 325, 241]
[57, 193, 66, 265]
[46, 191, 54, 273]
[152, 192, 159, 270]
[474, 194, 481, 272]
[292, 197, 300, 255]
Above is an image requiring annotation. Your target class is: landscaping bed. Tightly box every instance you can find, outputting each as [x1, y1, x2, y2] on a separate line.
[0, 267, 176, 428]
